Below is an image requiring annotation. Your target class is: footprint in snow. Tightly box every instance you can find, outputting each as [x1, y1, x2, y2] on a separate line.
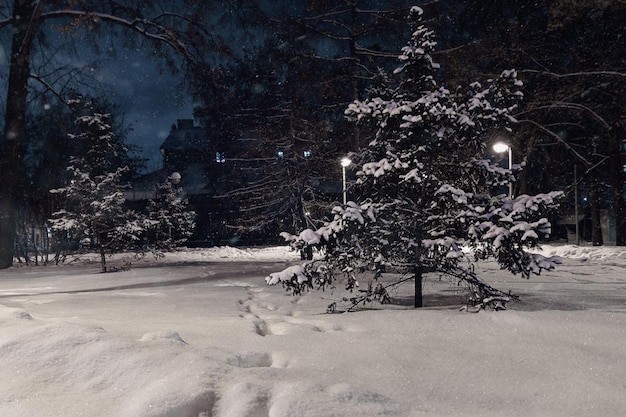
[139, 331, 188, 345]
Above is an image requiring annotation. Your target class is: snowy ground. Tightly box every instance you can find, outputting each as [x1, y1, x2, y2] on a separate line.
[0, 244, 625, 417]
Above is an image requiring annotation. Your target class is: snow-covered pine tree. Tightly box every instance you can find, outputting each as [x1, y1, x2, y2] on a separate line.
[49, 101, 146, 272]
[146, 176, 196, 251]
[267, 7, 563, 311]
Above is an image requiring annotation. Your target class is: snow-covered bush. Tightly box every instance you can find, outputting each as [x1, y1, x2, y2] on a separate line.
[267, 7, 563, 311]
[145, 178, 196, 250]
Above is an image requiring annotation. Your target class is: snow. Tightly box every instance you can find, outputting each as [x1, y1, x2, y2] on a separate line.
[266, 264, 307, 286]
[1, 244, 625, 417]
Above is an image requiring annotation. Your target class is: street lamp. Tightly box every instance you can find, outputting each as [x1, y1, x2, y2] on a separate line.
[492, 141, 513, 198]
[168, 172, 181, 184]
[340, 157, 351, 204]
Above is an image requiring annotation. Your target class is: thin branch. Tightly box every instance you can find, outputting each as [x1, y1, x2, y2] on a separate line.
[549, 101, 610, 130]
[29, 72, 69, 105]
[432, 41, 476, 55]
[516, 101, 611, 130]
[520, 69, 626, 78]
[39, 10, 193, 60]
[517, 119, 591, 166]
[354, 45, 398, 58]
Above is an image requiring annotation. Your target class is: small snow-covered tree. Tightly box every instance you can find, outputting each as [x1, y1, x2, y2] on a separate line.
[145, 177, 196, 251]
[49, 102, 145, 272]
[267, 7, 563, 311]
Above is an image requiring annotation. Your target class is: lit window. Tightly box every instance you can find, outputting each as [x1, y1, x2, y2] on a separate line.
[303, 150, 312, 158]
[216, 152, 226, 163]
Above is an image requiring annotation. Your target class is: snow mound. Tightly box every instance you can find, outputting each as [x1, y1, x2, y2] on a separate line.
[216, 382, 269, 417]
[162, 245, 300, 263]
[0, 320, 222, 417]
[265, 264, 307, 285]
[535, 244, 626, 262]
[139, 330, 188, 345]
[267, 381, 408, 417]
[0, 305, 32, 320]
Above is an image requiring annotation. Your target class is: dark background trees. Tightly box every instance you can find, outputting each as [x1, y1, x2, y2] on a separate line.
[193, 0, 623, 247]
[0, 1, 623, 268]
[426, 0, 625, 245]
[189, 1, 416, 241]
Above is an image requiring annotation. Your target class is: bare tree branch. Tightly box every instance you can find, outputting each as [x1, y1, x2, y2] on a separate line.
[517, 119, 591, 166]
[520, 69, 626, 78]
[39, 10, 195, 60]
[29, 72, 69, 104]
[517, 101, 611, 130]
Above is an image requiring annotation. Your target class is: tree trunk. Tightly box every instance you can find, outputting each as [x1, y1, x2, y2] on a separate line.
[414, 264, 423, 308]
[517, 131, 539, 196]
[100, 245, 107, 273]
[607, 126, 625, 245]
[348, 2, 362, 149]
[590, 174, 603, 246]
[0, 0, 44, 269]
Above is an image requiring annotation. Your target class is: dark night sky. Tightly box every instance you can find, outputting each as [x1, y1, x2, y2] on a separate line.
[0, 1, 349, 174]
[91, 51, 195, 172]
[0, 25, 195, 175]
[0, 1, 353, 176]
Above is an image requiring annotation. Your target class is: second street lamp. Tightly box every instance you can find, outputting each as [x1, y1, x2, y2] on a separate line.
[492, 142, 513, 198]
[340, 157, 351, 205]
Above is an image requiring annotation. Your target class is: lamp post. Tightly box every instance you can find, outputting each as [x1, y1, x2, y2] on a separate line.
[166, 172, 182, 241]
[340, 157, 351, 204]
[492, 142, 513, 198]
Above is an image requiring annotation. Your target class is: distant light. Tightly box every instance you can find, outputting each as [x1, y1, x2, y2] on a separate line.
[216, 152, 226, 163]
[340, 157, 351, 167]
[303, 150, 312, 158]
[277, 150, 284, 158]
[492, 142, 509, 153]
